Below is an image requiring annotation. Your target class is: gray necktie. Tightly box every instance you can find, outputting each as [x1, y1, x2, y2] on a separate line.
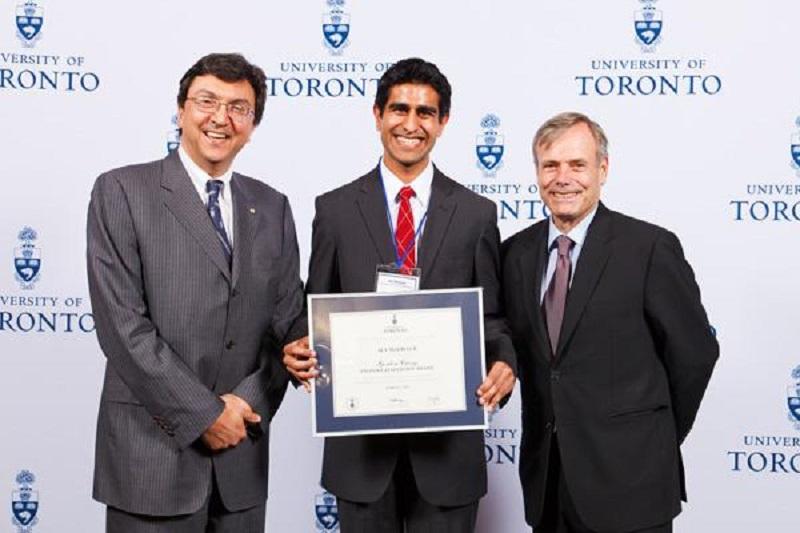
[543, 235, 575, 357]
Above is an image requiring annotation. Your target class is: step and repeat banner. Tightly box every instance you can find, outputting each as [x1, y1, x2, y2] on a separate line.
[2, 1, 799, 531]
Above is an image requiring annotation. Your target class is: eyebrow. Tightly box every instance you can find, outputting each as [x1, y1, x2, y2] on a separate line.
[387, 102, 439, 115]
[540, 158, 589, 166]
[190, 90, 252, 105]
[191, 89, 219, 98]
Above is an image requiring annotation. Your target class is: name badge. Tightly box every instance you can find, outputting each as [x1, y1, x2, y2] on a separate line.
[375, 264, 421, 293]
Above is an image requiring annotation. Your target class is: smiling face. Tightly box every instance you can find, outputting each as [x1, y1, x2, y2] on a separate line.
[373, 83, 449, 183]
[177, 74, 256, 177]
[536, 122, 608, 233]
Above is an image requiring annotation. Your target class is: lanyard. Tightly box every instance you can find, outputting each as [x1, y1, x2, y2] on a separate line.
[377, 162, 429, 268]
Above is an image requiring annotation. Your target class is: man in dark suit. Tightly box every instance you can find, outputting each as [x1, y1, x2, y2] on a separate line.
[87, 53, 303, 532]
[502, 112, 719, 533]
[283, 58, 517, 532]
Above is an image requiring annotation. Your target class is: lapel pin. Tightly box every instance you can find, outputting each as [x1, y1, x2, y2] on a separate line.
[249, 207, 256, 214]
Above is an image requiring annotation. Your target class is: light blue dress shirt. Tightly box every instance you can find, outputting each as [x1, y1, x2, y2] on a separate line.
[539, 206, 598, 304]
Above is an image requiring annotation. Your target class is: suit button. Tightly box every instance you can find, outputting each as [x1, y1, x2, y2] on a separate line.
[231, 289, 239, 297]
[550, 371, 560, 383]
[544, 421, 552, 430]
[226, 340, 235, 349]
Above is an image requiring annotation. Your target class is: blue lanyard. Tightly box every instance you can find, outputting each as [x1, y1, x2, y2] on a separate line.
[377, 162, 429, 269]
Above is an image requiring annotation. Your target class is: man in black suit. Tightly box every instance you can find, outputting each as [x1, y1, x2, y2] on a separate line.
[283, 58, 516, 532]
[502, 112, 718, 533]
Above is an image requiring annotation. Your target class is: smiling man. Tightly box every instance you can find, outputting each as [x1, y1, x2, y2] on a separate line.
[502, 112, 719, 533]
[87, 53, 303, 532]
[282, 57, 517, 532]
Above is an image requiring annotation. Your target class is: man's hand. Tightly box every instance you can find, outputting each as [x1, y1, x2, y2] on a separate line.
[476, 361, 516, 410]
[201, 394, 261, 451]
[283, 336, 317, 392]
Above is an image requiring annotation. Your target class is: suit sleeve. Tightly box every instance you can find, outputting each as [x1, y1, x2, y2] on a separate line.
[87, 173, 223, 449]
[474, 204, 517, 377]
[280, 194, 337, 388]
[232, 196, 303, 420]
[306, 195, 342, 296]
[282, 194, 341, 345]
[644, 230, 719, 444]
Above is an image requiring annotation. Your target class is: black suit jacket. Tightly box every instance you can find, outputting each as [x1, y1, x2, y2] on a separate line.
[304, 166, 516, 506]
[501, 203, 718, 532]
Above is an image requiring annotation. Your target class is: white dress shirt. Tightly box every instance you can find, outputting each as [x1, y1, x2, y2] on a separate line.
[178, 146, 234, 246]
[379, 157, 433, 261]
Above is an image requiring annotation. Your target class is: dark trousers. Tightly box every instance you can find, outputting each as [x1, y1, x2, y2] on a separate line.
[534, 435, 672, 533]
[337, 451, 479, 533]
[106, 472, 265, 533]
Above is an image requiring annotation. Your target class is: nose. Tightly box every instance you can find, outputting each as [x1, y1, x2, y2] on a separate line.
[401, 111, 420, 132]
[210, 102, 230, 125]
[554, 163, 572, 183]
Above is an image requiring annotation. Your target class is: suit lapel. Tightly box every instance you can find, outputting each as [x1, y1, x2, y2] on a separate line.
[556, 203, 613, 358]
[418, 168, 456, 278]
[161, 152, 231, 283]
[355, 168, 396, 265]
[518, 224, 552, 364]
[230, 175, 257, 288]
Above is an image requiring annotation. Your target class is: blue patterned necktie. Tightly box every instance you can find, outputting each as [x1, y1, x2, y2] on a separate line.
[206, 180, 232, 265]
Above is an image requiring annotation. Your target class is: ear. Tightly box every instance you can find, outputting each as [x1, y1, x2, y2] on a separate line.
[177, 105, 185, 128]
[599, 156, 609, 185]
[436, 114, 450, 136]
[243, 126, 255, 145]
[373, 104, 383, 131]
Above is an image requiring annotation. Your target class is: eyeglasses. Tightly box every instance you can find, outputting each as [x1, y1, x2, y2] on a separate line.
[187, 96, 255, 123]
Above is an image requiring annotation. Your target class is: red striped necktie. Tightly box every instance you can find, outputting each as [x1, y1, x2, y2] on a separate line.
[395, 186, 416, 272]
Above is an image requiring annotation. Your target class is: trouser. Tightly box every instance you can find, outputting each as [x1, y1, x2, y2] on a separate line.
[535, 435, 672, 533]
[337, 450, 479, 533]
[106, 472, 265, 533]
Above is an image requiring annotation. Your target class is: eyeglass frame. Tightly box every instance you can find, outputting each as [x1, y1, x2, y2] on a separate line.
[185, 95, 256, 123]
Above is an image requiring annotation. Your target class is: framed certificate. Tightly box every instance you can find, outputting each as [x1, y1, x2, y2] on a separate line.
[309, 288, 488, 437]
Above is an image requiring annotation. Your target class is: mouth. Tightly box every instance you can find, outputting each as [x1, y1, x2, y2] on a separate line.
[394, 134, 424, 148]
[550, 191, 580, 200]
[204, 130, 230, 142]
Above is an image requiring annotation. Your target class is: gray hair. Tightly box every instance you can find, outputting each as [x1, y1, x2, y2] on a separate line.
[532, 112, 608, 166]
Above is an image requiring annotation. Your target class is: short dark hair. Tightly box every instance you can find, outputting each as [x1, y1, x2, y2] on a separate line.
[177, 53, 267, 125]
[374, 58, 451, 119]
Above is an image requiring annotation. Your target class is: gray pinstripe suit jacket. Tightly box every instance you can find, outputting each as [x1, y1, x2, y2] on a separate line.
[87, 152, 303, 516]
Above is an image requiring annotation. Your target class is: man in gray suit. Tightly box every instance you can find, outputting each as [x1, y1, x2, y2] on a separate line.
[87, 53, 303, 532]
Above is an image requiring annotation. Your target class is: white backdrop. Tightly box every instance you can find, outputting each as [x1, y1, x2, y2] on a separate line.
[2, 1, 799, 531]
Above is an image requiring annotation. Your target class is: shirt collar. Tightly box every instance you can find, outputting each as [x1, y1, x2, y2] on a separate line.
[547, 205, 599, 250]
[178, 145, 233, 197]
[379, 157, 433, 208]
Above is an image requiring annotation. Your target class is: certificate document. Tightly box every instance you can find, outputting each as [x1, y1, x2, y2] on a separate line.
[310, 288, 487, 437]
[330, 307, 465, 417]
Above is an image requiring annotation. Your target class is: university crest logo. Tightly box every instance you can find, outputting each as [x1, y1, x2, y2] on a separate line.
[167, 114, 180, 154]
[322, 0, 350, 55]
[475, 114, 504, 177]
[14, 227, 41, 290]
[787, 365, 800, 430]
[634, 0, 662, 52]
[11, 470, 39, 532]
[790, 116, 800, 176]
[315, 491, 339, 531]
[15, 1, 44, 48]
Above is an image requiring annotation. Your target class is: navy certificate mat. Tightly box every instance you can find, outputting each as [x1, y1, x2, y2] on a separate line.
[309, 288, 487, 437]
